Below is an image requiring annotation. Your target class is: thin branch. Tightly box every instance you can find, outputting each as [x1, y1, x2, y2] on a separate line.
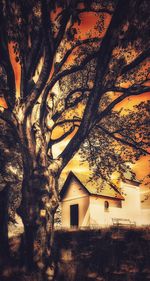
[76, 7, 114, 15]
[39, 51, 98, 127]
[50, 125, 77, 146]
[53, 118, 81, 130]
[50, 90, 89, 126]
[54, 0, 81, 49]
[108, 85, 150, 94]
[120, 48, 150, 76]
[44, 51, 98, 99]
[55, 37, 100, 76]
[24, 43, 52, 114]
[55, 6, 113, 23]
[40, 1, 91, 130]
[54, 8, 71, 50]
[96, 85, 150, 123]
[119, 132, 150, 146]
[65, 87, 90, 108]
[0, 10, 16, 108]
[26, 31, 44, 82]
[97, 125, 149, 155]
[58, 0, 132, 172]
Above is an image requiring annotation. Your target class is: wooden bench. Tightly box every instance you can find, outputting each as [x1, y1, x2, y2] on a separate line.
[112, 218, 136, 227]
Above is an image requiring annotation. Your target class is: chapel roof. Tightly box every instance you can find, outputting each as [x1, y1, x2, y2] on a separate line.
[60, 171, 125, 200]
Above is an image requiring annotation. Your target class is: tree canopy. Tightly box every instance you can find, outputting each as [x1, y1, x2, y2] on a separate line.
[0, 0, 150, 278]
[0, 0, 149, 204]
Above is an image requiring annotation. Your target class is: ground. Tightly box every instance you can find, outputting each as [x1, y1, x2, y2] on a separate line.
[0, 227, 150, 281]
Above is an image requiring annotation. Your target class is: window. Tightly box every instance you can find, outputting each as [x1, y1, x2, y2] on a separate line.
[104, 201, 109, 211]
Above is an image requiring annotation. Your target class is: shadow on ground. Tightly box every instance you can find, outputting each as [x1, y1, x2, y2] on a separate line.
[0, 227, 150, 281]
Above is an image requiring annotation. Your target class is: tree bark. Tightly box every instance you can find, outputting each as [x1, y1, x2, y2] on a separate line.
[0, 185, 9, 256]
[20, 169, 59, 281]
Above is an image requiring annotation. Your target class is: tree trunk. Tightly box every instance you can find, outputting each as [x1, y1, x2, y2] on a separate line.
[20, 171, 59, 281]
[0, 185, 9, 256]
[16, 117, 60, 280]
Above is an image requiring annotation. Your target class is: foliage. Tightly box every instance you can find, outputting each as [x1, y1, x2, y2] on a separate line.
[0, 0, 149, 218]
[0, 0, 150, 277]
[0, 119, 22, 220]
[79, 101, 150, 185]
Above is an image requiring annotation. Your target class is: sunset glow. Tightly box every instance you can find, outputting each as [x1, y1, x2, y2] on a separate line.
[0, 6, 149, 190]
[8, 42, 21, 98]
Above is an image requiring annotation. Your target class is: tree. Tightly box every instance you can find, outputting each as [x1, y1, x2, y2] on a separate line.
[0, 118, 22, 254]
[0, 0, 149, 280]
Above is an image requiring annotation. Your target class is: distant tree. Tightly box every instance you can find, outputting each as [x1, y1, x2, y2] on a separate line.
[0, 0, 149, 280]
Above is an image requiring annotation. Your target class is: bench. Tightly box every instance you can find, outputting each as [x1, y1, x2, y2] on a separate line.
[112, 218, 136, 227]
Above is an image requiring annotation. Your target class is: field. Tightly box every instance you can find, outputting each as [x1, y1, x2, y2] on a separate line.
[0, 227, 150, 281]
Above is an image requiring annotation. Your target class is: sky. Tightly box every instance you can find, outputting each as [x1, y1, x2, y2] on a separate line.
[0, 5, 149, 198]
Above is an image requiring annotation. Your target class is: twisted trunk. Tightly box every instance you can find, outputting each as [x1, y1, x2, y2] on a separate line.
[16, 118, 60, 280]
[20, 166, 59, 280]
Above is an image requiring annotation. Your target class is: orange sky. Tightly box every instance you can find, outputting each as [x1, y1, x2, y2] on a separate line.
[0, 8, 149, 188]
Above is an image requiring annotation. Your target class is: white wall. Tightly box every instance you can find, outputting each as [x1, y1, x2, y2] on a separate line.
[61, 178, 90, 227]
[140, 209, 150, 226]
[61, 179, 149, 228]
[121, 182, 141, 225]
[89, 196, 122, 227]
[89, 182, 144, 227]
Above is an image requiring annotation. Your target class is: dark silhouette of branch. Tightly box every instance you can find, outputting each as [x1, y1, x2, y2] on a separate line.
[50, 89, 89, 126]
[0, 5, 16, 108]
[26, 31, 44, 82]
[0, 110, 15, 127]
[96, 85, 150, 123]
[53, 118, 81, 129]
[97, 125, 149, 155]
[108, 85, 150, 94]
[65, 87, 90, 108]
[56, 7, 114, 21]
[54, 37, 100, 76]
[25, 43, 52, 114]
[42, 51, 98, 102]
[77, 8, 114, 15]
[121, 48, 150, 76]
[39, 51, 98, 127]
[59, 0, 132, 172]
[50, 125, 77, 146]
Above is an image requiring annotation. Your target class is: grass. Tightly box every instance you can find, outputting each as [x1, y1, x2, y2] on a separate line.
[0, 227, 150, 281]
[54, 227, 150, 281]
